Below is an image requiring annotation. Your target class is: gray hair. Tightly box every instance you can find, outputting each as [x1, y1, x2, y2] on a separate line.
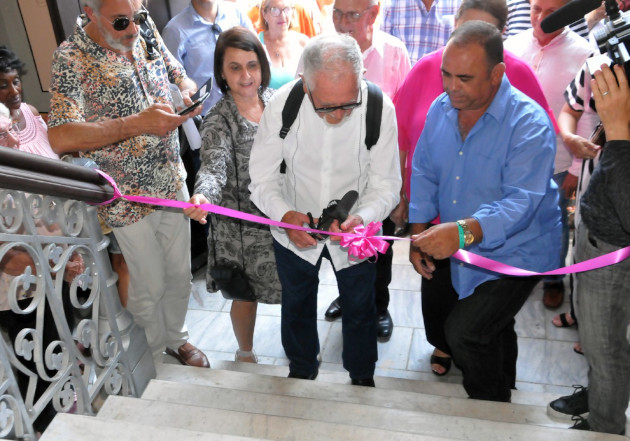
[0, 103, 9, 120]
[302, 33, 363, 91]
[82, 0, 144, 13]
[82, 0, 103, 10]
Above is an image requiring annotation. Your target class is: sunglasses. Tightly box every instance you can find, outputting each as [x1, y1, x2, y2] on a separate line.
[307, 86, 362, 114]
[109, 9, 148, 31]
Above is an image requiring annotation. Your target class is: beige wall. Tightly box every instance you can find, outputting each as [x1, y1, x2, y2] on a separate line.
[0, 0, 56, 112]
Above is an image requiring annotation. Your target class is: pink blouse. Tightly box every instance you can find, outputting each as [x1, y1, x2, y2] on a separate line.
[16, 103, 59, 160]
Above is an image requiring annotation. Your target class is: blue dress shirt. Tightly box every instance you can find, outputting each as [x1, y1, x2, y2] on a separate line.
[162, 4, 255, 114]
[410, 76, 562, 298]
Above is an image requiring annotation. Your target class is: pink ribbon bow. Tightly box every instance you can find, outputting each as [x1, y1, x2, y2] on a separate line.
[340, 222, 390, 260]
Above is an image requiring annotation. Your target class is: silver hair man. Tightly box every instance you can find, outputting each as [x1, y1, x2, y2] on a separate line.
[302, 33, 363, 91]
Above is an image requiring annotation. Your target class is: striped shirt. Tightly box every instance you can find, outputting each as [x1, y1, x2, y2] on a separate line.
[380, 0, 460, 65]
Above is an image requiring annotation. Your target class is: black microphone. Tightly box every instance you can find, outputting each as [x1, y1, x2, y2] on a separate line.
[540, 0, 602, 33]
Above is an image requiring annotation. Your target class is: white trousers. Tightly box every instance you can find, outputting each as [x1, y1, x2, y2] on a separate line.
[112, 189, 192, 357]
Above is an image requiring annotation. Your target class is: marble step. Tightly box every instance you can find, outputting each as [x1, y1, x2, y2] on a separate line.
[159, 361, 558, 408]
[149, 369, 564, 429]
[97, 395, 450, 441]
[39, 413, 264, 441]
[141, 378, 628, 441]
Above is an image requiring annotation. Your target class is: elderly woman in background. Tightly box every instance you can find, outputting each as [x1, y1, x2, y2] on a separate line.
[258, 0, 309, 89]
[0, 46, 58, 159]
[184, 27, 281, 363]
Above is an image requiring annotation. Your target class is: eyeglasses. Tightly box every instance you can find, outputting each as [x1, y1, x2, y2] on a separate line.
[266, 6, 294, 16]
[109, 9, 148, 31]
[307, 86, 362, 114]
[0, 122, 19, 145]
[332, 7, 372, 22]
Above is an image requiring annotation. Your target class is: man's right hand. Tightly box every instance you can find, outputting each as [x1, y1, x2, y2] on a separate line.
[281, 211, 317, 248]
[133, 103, 195, 137]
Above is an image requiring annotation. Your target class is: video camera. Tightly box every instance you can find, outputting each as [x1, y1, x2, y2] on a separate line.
[542, 0, 630, 80]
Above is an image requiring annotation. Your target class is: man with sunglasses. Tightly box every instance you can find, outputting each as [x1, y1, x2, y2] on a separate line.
[163, 0, 255, 115]
[48, 0, 210, 369]
[249, 34, 401, 386]
[322, 0, 411, 341]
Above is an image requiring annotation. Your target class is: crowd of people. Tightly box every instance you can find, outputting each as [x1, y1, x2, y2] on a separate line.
[1, 0, 628, 436]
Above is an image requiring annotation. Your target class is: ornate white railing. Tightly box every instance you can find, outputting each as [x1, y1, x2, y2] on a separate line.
[0, 149, 154, 440]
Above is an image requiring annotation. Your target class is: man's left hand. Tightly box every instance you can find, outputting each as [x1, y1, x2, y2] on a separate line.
[411, 222, 459, 260]
[329, 215, 363, 241]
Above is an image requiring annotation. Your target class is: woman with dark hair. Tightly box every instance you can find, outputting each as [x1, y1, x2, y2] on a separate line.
[0, 46, 58, 159]
[184, 27, 280, 363]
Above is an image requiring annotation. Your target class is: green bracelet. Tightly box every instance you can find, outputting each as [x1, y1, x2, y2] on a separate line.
[456, 221, 465, 249]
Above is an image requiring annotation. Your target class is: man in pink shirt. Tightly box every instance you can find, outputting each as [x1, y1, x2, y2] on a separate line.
[393, 0, 557, 376]
[324, 0, 411, 340]
[333, 0, 411, 98]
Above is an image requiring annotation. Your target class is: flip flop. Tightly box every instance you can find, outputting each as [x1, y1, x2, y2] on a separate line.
[430, 354, 452, 376]
[552, 312, 576, 328]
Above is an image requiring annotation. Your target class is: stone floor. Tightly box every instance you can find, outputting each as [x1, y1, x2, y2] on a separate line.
[182, 239, 587, 397]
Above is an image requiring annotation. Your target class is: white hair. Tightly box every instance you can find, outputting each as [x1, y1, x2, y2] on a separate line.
[302, 33, 363, 91]
[0, 103, 10, 120]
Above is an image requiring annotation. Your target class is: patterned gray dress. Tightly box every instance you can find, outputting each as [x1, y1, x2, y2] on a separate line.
[195, 88, 281, 304]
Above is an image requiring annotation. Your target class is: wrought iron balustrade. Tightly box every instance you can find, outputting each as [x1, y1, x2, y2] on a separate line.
[0, 147, 154, 440]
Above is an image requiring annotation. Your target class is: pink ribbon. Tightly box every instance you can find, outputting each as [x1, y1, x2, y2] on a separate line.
[93, 171, 386, 259]
[340, 222, 390, 260]
[93, 171, 629, 274]
[453, 246, 630, 277]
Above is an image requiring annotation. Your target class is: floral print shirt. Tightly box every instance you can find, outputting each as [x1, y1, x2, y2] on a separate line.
[48, 15, 188, 227]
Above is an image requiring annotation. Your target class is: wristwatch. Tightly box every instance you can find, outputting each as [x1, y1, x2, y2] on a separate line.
[456, 220, 475, 247]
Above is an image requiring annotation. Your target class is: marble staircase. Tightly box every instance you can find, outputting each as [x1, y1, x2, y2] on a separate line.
[39, 361, 627, 441]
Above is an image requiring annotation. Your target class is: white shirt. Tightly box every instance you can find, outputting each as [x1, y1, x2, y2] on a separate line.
[505, 28, 593, 175]
[249, 79, 401, 270]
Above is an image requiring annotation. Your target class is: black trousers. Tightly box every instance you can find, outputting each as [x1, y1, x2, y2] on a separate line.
[0, 284, 75, 432]
[374, 217, 395, 314]
[421, 256, 458, 353]
[445, 276, 539, 402]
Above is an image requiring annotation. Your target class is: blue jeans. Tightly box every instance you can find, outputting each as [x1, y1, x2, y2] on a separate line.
[273, 240, 378, 379]
[545, 171, 570, 284]
[445, 276, 540, 402]
[575, 224, 630, 434]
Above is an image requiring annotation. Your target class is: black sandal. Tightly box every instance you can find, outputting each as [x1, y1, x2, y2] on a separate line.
[553, 312, 577, 328]
[430, 354, 452, 376]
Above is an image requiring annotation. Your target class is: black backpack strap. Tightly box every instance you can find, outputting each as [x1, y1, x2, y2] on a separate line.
[364, 80, 383, 150]
[139, 17, 160, 61]
[280, 79, 306, 139]
[279, 79, 306, 173]
[278, 79, 383, 173]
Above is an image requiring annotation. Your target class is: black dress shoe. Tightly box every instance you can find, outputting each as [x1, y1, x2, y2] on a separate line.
[351, 377, 375, 387]
[325, 297, 342, 321]
[377, 310, 393, 341]
[288, 369, 319, 380]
